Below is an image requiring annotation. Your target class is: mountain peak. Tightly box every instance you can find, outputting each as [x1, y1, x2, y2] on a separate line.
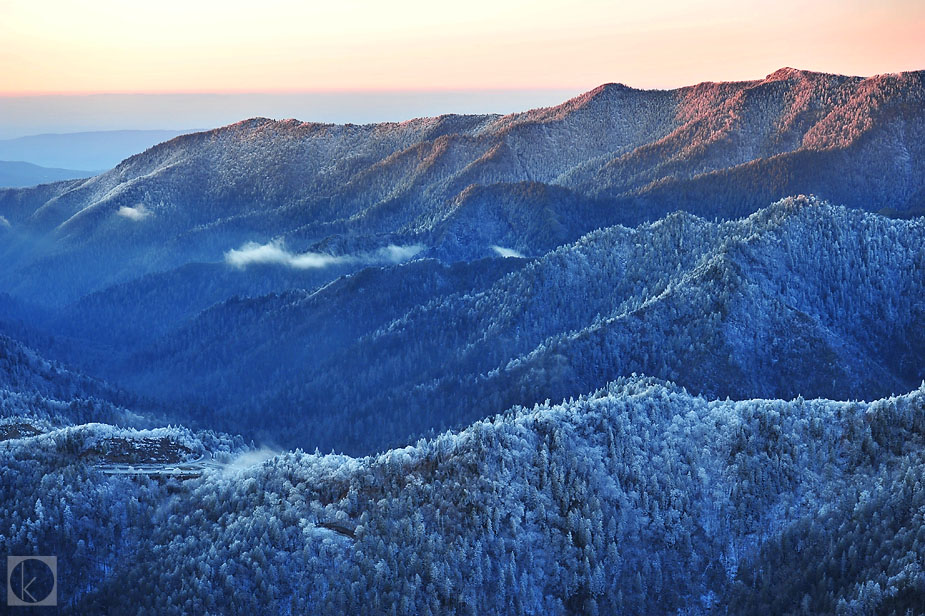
[592, 82, 636, 94]
[579, 82, 640, 103]
[765, 67, 807, 81]
[556, 82, 638, 107]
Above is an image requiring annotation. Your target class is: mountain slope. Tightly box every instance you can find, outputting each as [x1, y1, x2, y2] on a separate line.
[0, 68, 922, 306]
[115, 257, 525, 408]
[112, 197, 924, 453]
[5, 378, 923, 614]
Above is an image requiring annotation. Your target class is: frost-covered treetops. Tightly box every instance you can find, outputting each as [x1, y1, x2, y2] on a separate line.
[0, 67, 923, 615]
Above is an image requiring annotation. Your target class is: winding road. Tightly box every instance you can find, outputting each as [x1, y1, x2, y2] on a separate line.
[95, 453, 223, 477]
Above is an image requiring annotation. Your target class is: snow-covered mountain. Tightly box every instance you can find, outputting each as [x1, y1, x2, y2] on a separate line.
[1, 68, 923, 304]
[97, 197, 920, 453]
[0, 68, 923, 614]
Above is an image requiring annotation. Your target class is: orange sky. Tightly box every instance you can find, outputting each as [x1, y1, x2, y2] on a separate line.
[1, 0, 923, 95]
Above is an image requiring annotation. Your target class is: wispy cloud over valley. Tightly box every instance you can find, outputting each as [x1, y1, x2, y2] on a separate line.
[224, 240, 423, 270]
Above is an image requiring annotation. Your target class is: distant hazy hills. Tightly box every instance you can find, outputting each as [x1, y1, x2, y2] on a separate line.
[0, 160, 96, 188]
[0, 129, 197, 172]
[0, 128, 200, 192]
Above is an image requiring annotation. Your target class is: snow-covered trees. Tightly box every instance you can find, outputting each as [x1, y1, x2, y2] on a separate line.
[113, 196, 923, 454]
[5, 378, 921, 614]
[0, 68, 923, 613]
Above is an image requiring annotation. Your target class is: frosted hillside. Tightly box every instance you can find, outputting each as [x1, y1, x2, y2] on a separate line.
[110, 197, 924, 453]
[0, 68, 923, 614]
[2, 378, 923, 614]
[0, 69, 922, 304]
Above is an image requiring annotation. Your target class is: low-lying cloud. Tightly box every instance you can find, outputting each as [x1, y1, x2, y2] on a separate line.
[225, 239, 424, 270]
[377, 244, 424, 263]
[220, 446, 281, 476]
[117, 204, 151, 221]
[491, 245, 524, 258]
[0, 215, 10, 228]
[225, 241, 344, 269]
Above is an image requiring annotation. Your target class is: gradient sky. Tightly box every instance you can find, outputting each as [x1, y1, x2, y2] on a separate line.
[1, 0, 923, 95]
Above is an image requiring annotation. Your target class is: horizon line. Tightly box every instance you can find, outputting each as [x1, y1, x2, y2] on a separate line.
[0, 86, 592, 98]
[2, 66, 921, 98]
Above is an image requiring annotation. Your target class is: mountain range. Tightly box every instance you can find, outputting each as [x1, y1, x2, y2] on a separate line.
[97, 197, 923, 453]
[1, 68, 923, 305]
[0, 68, 923, 614]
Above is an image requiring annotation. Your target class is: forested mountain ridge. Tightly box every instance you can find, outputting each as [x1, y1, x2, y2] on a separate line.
[108, 197, 924, 453]
[4, 377, 923, 614]
[0, 68, 922, 305]
[0, 333, 127, 406]
[0, 66, 923, 614]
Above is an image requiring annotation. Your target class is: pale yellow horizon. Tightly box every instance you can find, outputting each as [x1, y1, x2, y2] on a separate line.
[1, 0, 923, 96]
